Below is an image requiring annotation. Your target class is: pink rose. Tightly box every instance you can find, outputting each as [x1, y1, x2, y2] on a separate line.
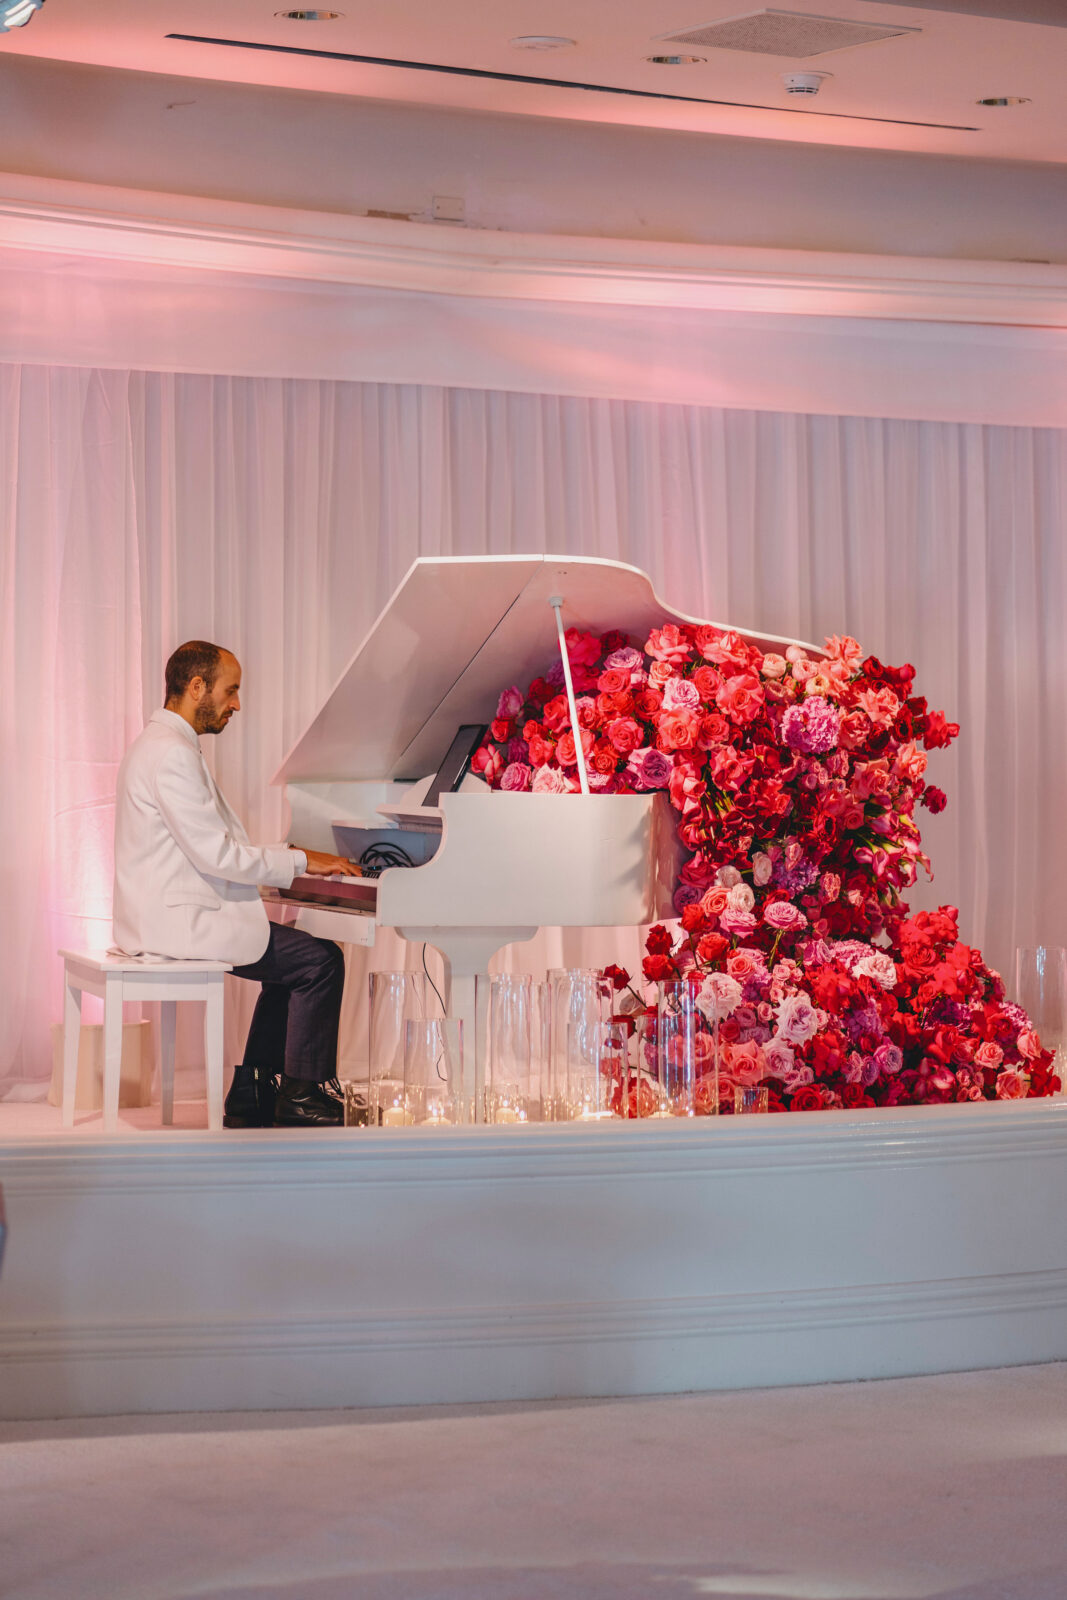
[626, 747, 673, 791]
[696, 972, 744, 1022]
[852, 951, 897, 990]
[531, 765, 566, 794]
[995, 1069, 1027, 1100]
[716, 672, 764, 723]
[648, 659, 675, 687]
[727, 949, 761, 982]
[855, 685, 901, 727]
[775, 993, 822, 1046]
[819, 872, 841, 903]
[975, 1041, 1003, 1070]
[824, 634, 863, 672]
[1017, 1029, 1043, 1061]
[496, 685, 525, 720]
[760, 654, 788, 680]
[700, 885, 730, 918]
[661, 676, 701, 713]
[763, 1038, 796, 1079]
[656, 709, 701, 752]
[752, 852, 773, 886]
[720, 909, 758, 937]
[725, 1039, 766, 1086]
[726, 882, 755, 914]
[763, 901, 808, 933]
[646, 624, 692, 665]
[500, 762, 532, 792]
[894, 741, 928, 784]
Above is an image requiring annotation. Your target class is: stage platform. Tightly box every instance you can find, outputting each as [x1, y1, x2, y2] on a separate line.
[1, 1097, 1067, 1420]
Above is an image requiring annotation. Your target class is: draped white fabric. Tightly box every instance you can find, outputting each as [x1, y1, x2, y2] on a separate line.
[2, 362, 1066, 1089]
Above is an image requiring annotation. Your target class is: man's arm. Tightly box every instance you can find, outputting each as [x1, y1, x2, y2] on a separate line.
[153, 745, 309, 888]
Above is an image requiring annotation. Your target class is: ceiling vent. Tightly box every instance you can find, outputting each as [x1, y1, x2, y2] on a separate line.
[659, 9, 919, 57]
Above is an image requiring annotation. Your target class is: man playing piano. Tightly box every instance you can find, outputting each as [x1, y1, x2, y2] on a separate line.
[112, 641, 361, 1128]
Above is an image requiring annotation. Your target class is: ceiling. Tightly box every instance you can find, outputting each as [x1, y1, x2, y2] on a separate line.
[5, 0, 1067, 162]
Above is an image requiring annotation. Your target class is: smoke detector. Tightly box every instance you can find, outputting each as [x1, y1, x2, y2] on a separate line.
[782, 69, 831, 93]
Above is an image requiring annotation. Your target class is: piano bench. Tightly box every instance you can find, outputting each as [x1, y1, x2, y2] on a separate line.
[58, 951, 232, 1134]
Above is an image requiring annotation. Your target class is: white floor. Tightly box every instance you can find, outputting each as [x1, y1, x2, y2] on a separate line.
[2, 1364, 1066, 1600]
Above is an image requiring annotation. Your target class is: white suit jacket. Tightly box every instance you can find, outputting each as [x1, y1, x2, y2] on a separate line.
[112, 709, 306, 965]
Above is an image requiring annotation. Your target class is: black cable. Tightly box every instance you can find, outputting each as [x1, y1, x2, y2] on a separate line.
[421, 942, 446, 1019]
[357, 841, 418, 877]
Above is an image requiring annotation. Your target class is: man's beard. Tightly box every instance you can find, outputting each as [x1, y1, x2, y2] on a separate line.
[194, 703, 230, 735]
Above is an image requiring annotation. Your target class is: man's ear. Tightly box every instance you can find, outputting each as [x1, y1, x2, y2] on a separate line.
[188, 676, 207, 702]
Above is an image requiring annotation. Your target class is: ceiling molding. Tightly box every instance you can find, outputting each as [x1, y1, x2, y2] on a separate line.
[1, 172, 1065, 329]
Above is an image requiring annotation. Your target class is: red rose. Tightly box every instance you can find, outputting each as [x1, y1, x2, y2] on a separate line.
[922, 711, 960, 750]
[602, 963, 631, 992]
[542, 695, 571, 733]
[921, 786, 947, 813]
[490, 718, 511, 743]
[642, 954, 678, 983]
[789, 1085, 824, 1112]
[841, 1084, 875, 1108]
[633, 688, 662, 717]
[598, 669, 629, 694]
[696, 932, 728, 964]
[691, 665, 722, 703]
[646, 924, 675, 956]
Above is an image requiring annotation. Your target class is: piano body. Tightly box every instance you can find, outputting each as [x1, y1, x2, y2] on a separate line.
[272, 555, 823, 1112]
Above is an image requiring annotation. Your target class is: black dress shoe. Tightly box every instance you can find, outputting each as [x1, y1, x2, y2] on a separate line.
[273, 1074, 344, 1127]
[224, 1064, 278, 1128]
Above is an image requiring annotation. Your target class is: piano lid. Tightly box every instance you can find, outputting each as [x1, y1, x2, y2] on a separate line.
[273, 554, 825, 785]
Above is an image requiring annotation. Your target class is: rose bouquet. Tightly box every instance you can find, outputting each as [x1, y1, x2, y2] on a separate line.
[472, 619, 1058, 1112]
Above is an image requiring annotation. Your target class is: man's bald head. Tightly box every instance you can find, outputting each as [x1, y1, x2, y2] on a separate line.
[164, 641, 241, 735]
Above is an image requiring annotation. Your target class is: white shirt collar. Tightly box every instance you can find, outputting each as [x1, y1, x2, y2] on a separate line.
[150, 707, 201, 750]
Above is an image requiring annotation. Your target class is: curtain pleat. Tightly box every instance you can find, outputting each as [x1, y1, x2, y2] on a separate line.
[2, 365, 1065, 1089]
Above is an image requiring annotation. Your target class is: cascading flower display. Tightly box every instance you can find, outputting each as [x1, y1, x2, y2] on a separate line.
[473, 621, 1058, 1112]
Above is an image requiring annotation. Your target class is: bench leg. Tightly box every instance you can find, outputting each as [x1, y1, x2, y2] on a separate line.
[204, 977, 225, 1133]
[62, 975, 82, 1130]
[102, 977, 124, 1134]
[160, 1001, 177, 1126]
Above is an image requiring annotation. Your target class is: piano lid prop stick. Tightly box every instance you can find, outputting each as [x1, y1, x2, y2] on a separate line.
[548, 595, 591, 797]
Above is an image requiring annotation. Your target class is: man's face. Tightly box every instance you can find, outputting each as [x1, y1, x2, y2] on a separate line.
[194, 653, 242, 735]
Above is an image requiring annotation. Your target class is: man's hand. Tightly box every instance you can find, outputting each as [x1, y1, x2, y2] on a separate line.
[302, 850, 363, 878]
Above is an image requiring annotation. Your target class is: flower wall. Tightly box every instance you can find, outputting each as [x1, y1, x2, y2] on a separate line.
[473, 623, 1058, 1112]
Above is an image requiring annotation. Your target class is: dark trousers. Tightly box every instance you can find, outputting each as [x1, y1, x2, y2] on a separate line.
[232, 922, 345, 1082]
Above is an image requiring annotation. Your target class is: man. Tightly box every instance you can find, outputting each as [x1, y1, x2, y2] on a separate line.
[113, 640, 360, 1128]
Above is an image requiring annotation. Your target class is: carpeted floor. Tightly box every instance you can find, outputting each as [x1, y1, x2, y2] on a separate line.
[2, 1363, 1065, 1600]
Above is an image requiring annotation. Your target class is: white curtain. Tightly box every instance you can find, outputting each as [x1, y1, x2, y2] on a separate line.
[2, 362, 1066, 1090]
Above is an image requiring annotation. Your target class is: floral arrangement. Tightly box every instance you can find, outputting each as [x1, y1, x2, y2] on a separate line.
[473, 620, 1059, 1112]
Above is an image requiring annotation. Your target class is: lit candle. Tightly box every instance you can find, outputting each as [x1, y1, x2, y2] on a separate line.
[495, 1107, 522, 1124]
[381, 1106, 413, 1127]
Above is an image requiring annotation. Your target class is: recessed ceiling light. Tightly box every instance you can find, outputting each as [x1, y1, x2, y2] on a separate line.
[510, 34, 575, 50]
[976, 96, 1031, 106]
[274, 9, 342, 18]
[646, 54, 707, 64]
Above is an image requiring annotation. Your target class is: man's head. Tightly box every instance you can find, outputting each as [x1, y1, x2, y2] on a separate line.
[164, 641, 241, 736]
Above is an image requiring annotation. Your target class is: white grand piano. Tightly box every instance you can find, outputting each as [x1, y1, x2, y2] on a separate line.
[272, 554, 820, 1109]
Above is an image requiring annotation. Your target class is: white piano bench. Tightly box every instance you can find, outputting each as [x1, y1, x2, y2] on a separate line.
[58, 951, 231, 1134]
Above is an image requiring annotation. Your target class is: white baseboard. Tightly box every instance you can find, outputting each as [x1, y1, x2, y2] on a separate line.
[3, 1104, 1067, 1418]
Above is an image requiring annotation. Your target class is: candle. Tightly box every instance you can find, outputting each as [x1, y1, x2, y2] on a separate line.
[381, 1105, 413, 1127]
[495, 1107, 522, 1124]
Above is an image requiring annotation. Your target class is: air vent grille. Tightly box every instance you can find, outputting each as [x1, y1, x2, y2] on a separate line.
[661, 9, 918, 57]
[874, 0, 1067, 23]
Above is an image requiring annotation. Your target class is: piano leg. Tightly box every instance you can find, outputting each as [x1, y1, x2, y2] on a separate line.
[394, 927, 537, 1123]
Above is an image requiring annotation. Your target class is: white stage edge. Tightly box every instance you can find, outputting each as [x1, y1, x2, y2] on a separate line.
[2, 1101, 1066, 1420]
